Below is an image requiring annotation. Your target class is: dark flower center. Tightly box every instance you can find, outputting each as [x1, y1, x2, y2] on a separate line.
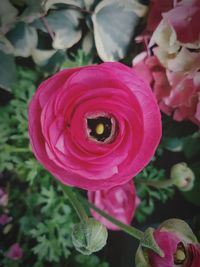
[174, 242, 187, 265]
[87, 116, 113, 142]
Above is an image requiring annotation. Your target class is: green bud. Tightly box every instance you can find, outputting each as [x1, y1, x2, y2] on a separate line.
[71, 218, 108, 255]
[170, 162, 195, 191]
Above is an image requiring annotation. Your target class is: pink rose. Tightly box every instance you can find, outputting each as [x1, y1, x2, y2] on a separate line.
[88, 181, 139, 230]
[28, 62, 161, 190]
[6, 243, 23, 260]
[148, 230, 200, 267]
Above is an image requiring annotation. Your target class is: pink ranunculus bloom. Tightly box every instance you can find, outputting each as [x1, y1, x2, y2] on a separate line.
[148, 229, 200, 267]
[185, 243, 200, 267]
[28, 62, 161, 190]
[88, 181, 139, 230]
[6, 243, 23, 260]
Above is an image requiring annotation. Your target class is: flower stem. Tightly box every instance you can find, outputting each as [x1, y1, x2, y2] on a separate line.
[61, 185, 89, 223]
[80, 195, 143, 241]
[137, 178, 174, 188]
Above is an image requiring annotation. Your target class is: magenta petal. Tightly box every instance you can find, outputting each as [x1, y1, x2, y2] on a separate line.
[88, 181, 138, 230]
[28, 62, 161, 190]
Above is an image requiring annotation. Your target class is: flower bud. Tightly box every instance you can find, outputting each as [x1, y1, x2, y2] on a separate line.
[71, 218, 108, 255]
[170, 162, 195, 191]
[135, 219, 199, 267]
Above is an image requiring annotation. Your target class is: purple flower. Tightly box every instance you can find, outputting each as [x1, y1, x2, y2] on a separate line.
[0, 214, 11, 225]
[6, 243, 23, 260]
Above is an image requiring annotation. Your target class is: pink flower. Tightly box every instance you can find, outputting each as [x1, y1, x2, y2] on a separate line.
[0, 214, 11, 225]
[148, 230, 181, 267]
[135, 219, 200, 267]
[133, 52, 200, 127]
[185, 244, 200, 267]
[163, 0, 200, 44]
[6, 243, 23, 260]
[146, 0, 174, 34]
[161, 71, 200, 126]
[133, 52, 171, 101]
[88, 181, 139, 230]
[28, 62, 161, 190]
[148, 230, 200, 267]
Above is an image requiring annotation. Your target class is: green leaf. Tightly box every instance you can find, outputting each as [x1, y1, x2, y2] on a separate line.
[92, 0, 148, 61]
[0, 0, 18, 34]
[0, 36, 14, 54]
[7, 22, 38, 57]
[162, 137, 183, 152]
[84, 0, 95, 10]
[44, 0, 84, 10]
[0, 50, 16, 91]
[20, 0, 46, 23]
[32, 48, 57, 66]
[140, 227, 164, 257]
[135, 246, 151, 267]
[35, 9, 82, 49]
[182, 134, 200, 159]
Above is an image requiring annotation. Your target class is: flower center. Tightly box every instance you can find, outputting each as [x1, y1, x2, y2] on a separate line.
[87, 116, 115, 142]
[174, 242, 187, 265]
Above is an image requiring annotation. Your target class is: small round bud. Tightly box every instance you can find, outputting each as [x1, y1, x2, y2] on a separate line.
[170, 162, 195, 191]
[72, 218, 108, 255]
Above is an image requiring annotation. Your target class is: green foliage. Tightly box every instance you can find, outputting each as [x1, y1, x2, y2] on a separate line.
[0, 50, 16, 91]
[73, 254, 109, 267]
[92, 0, 147, 61]
[135, 164, 175, 223]
[0, 67, 109, 267]
[0, 0, 147, 91]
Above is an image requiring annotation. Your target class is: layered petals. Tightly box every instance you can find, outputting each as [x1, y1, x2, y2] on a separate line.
[29, 62, 161, 190]
[88, 181, 139, 230]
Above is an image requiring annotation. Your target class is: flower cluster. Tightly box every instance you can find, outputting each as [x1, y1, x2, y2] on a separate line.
[133, 0, 200, 127]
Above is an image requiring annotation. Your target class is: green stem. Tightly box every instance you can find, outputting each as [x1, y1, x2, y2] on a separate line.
[61, 185, 89, 223]
[137, 178, 174, 188]
[80, 195, 143, 241]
